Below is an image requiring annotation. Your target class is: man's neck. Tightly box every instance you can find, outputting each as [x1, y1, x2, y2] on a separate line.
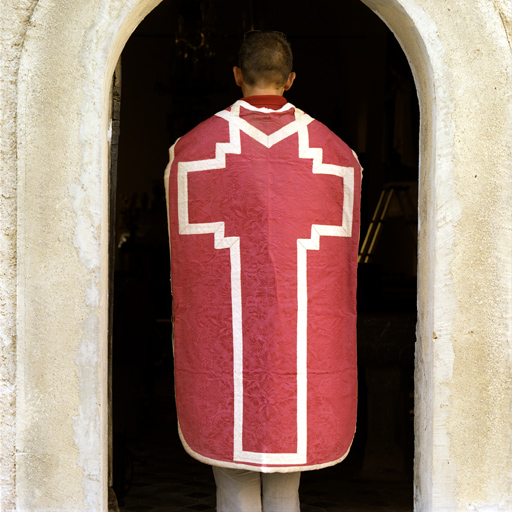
[241, 84, 285, 97]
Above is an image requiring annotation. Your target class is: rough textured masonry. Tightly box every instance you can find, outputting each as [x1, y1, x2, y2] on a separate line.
[0, 0, 511, 510]
[0, 1, 40, 510]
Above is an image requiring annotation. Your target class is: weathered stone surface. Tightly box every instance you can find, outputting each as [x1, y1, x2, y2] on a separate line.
[362, 1, 512, 509]
[0, 1, 39, 509]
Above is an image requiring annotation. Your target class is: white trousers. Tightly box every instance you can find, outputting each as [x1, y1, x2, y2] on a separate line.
[212, 467, 301, 512]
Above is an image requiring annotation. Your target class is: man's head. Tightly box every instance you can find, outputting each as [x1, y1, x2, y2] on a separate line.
[234, 30, 296, 96]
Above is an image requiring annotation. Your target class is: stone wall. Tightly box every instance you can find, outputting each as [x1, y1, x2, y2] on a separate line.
[0, 2, 39, 509]
[362, 1, 512, 509]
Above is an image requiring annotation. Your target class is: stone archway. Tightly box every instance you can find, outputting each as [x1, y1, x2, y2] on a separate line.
[10, 0, 512, 510]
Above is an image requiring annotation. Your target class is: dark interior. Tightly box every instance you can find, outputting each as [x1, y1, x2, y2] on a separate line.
[111, 0, 418, 509]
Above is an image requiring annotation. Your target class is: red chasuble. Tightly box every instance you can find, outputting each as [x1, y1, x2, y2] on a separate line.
[164, 97, 362, 472]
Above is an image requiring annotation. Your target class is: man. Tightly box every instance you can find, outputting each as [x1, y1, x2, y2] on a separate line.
[165, 31, 362, 511]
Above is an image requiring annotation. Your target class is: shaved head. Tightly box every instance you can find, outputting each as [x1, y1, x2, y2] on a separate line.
[238, 31, 293, 88]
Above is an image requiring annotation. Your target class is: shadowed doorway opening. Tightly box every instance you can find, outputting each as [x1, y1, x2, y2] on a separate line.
[111, 1, 418, 509]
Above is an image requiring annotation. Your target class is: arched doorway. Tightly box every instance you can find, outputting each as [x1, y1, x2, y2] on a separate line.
[110, 1, 419, 509]
[13, 0, 512, 508]
[16, 0, 475, 507]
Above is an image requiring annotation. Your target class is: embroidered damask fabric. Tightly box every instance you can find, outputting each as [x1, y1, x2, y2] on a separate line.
[164, 100, 362, 472]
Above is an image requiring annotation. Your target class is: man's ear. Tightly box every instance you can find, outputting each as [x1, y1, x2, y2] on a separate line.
[283, 72, 296, 91]
[233, 66, 244, 88]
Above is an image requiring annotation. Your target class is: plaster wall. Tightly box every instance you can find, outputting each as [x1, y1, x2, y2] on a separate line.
[0, 1, 39, 509]
[13, 0, 163, 509]
[0, 0, 511, 510]
[362, 1, 512, 510]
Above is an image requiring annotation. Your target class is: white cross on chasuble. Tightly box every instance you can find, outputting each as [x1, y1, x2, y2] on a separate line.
[165, 99, 362, 472]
